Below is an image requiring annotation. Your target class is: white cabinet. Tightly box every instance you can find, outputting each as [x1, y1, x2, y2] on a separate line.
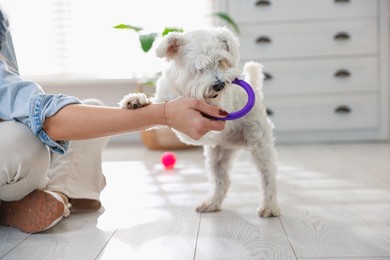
[216, 0, 389, 142]
[239, 20, 377, 59]
[227, 0, 377, 22]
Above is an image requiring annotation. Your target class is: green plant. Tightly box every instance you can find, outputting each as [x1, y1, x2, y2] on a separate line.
[211, 12, 240, 34]
[114, 12, 239, 53]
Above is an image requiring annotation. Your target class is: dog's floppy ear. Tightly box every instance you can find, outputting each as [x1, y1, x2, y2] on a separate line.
[156, 32, 185, 60]
[216, 27, 240, 66]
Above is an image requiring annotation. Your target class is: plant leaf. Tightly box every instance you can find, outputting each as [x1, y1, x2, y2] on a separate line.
[141, 80, 157, 87]
[113, 24, 143, 32]
[212, 12, 240, 34]
[139, 33, 157, 52]
[162, 27, 184, 36]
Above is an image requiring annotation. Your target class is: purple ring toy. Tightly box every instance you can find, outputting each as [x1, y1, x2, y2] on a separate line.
[211, 78, 256, 121]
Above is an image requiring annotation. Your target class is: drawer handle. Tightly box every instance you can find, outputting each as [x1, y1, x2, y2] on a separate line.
[266, 108, 274, 116]
[334, 32, 350, 41]
[256, 36, 272, 44]
[264, 72, 273, 80]
[334, 0, 350, 3]
[335, 105, 351, 114]
[255, 0, 271, 7]
[334, 69, 351, 78]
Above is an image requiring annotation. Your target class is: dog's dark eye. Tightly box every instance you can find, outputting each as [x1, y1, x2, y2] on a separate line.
[218, 59, 229, 70]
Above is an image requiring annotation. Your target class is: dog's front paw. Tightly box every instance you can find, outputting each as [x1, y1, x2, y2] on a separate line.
[257, 202, 281, 218]
[119, 93, 152, 109]
[196, 201, 221, 213]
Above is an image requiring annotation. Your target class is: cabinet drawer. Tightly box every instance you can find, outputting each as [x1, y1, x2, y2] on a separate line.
[265, 94, 379, 132]
[243, 57, 378, 95]
[228, 0, 377, 23]
[239, 20, 377, 59]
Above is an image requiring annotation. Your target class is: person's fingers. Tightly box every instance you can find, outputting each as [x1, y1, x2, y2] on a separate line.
[206, 119, 225, 131]
[189, 99, 227, 132]
[194, 112, 225, 132]
[165, 98, 226, 139]
[190, 99, 228, 119]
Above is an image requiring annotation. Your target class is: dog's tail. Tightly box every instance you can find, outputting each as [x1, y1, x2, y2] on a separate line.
[243, 61, 264, 92]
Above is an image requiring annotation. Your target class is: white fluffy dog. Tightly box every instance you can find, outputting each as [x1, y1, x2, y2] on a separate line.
[119, 27, 280, 218]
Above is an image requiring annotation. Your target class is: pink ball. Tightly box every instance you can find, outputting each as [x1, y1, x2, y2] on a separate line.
[161, 152, 176, 169]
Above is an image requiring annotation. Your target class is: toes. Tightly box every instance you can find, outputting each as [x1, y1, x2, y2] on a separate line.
[257, 204, 281, 218]
[119, 93, 151, 110]
[196, 202, 220, 213]
[128, 102, 140, 109]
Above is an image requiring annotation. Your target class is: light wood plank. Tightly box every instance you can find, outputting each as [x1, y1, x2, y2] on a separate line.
[275, 143, 390, 258]
[281, 205, 390, 258]
[0, 227, 30, 258]
[97, 159, 204, 259]
[2, 210, 115, 260]
[299, 258, 390, 260]
[97, 208, 200, 260]
[196, 215, 296, 260]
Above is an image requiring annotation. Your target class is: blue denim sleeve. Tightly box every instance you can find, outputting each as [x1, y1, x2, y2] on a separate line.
[1, 61, 81, 154]
[29, 93, 81, 155]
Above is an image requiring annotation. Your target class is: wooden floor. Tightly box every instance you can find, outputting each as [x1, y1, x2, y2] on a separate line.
[1, 142, 390, 260]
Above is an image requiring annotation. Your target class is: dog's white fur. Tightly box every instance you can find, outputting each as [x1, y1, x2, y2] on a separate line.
[119, 27, 280, 217]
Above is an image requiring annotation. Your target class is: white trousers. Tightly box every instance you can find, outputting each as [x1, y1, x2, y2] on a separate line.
[0, 100, 109, 202]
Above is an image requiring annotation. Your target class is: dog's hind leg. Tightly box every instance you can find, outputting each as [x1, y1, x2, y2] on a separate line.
[196, 145, 236, 213]
[248, 135, 281, 218]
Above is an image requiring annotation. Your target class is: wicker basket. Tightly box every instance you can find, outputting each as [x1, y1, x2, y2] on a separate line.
[141, 127, 193, 150]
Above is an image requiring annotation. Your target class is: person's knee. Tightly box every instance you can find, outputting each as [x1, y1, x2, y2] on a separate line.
[0, 122, 50, 201]
[82, 98, 105, 106]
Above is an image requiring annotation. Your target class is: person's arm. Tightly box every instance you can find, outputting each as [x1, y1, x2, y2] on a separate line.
[43, 98, 227, 141]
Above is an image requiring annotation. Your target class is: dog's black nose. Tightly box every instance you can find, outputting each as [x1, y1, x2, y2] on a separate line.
[212, 81, 225, 92]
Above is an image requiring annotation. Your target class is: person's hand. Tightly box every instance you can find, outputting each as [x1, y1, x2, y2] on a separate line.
[164, 98, 227, 140]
